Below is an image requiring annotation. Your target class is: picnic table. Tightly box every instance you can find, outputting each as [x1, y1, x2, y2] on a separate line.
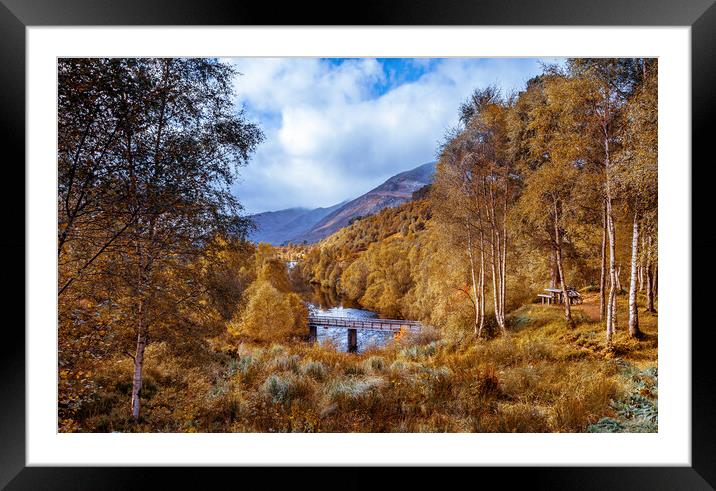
[541, 287, 582, 305]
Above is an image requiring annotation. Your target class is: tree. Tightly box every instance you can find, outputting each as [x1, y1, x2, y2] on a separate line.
[433, 87, 514, 336]
[228, 280, 307, 340]
[258, 258, 293, 293]
[566, 59, 641, 346]
[58, 59, 140, 295]
[340, 258, 369, 302]
[615, 59, 658, 337]
[359, 241, 413, 318]
[58, 58, 263, 420]
[511, 74, 594, 329]
[432, 128, 488, 336]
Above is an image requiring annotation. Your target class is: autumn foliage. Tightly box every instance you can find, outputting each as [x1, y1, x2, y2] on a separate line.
[58, 57, 657, 433]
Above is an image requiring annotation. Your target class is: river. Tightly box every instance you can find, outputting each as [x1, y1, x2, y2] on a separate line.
[304, 285, 395, 353]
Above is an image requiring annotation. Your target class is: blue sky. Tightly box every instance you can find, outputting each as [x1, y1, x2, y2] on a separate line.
[229, 57, 564, 214]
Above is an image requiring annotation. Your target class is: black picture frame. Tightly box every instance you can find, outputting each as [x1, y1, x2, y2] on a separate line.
[1, 0, 713, 488]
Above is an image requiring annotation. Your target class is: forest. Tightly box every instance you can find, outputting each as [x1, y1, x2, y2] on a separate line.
[58, 57, 658, 433]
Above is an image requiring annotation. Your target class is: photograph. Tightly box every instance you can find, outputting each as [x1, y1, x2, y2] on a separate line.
[57, 56, 658, 434]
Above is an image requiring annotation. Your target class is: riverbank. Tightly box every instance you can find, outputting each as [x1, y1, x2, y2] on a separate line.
[65, 293, 656, 433]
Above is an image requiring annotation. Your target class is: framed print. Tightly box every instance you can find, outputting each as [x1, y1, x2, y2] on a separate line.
[2, 0, 714, 488]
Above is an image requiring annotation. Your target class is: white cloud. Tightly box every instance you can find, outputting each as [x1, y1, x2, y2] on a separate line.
[229, 57, 557, 213]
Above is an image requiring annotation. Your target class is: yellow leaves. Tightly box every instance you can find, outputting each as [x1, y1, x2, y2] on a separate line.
[228, 279, 306, 341]
[58, 418, 81, 433]
[60, 368, 87, 381]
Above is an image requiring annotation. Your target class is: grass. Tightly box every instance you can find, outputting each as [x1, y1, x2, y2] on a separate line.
[61, 294, 657, 433]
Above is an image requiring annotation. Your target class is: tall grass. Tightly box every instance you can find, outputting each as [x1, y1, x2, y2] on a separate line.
[63, 299, 657, 433]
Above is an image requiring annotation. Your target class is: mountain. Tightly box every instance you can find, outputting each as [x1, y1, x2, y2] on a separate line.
[291, 161, 436, 244]
[247, 202, 345, 245]
[247, 161, 436, 245]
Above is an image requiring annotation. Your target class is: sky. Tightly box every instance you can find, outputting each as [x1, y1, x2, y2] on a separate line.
[229, 57, 564, 214]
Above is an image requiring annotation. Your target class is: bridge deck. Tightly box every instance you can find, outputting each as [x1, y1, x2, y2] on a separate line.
[308, 315, 422, 333]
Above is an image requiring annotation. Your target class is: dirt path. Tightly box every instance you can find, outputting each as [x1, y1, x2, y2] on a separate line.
[573, 293, 602, 322]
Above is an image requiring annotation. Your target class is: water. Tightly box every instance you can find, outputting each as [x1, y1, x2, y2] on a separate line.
[305, 286, 395, 353]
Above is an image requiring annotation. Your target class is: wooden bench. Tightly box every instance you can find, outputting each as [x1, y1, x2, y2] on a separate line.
[544, 288, 563, 304]
[537, 293, 553, 305]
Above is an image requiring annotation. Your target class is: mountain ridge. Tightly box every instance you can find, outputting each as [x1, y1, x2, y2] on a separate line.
[247, 161, 436, 245]
[247, 202, 346, 245]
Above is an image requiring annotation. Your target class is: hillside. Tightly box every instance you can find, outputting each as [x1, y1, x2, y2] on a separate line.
[290, 161, 436, 244]
[320, 198, 432, 255]
[247, 202, 345, 245]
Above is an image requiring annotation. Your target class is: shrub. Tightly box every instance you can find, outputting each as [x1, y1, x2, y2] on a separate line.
[475, 365, 501, 399]
[421, 366, 453, 399]
[399, 342, 438, 361]
[343, 364, 365, 376]
[554, 376, 617, 431]
[236, 354, 260, 382]
[587, 417, 625, 433]
[301, 360, 328, 381]
[492, 402, 551, 432]
[363, 356, 386, 372]
[324, 376, 385, 409]
[261, 374, 310, 405]
[268, 344, 285, 356]
[270, 354, 301, 374]
[225, 358, 239, 378]
[389, 359, 420, 373]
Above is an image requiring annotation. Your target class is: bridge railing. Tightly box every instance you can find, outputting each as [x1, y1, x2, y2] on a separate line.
[307, 315, 422, 333]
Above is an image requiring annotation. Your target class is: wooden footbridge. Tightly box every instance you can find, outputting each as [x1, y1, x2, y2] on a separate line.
[307, 315, 422, 352]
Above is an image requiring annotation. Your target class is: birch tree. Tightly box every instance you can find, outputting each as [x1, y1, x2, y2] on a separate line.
[615, 59, 658, 337]
[567, 59, 640, 346]
[511, 74, 591, 329]
[433, 87, 514, 335]
[58, 58, 263, 420]
[432, 130, 488, 336]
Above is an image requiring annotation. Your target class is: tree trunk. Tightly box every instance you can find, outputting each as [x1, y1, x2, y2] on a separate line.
[638, 233, 646, 291]
[131, 306, 147, 420]
[605, 146, 618, 347]
[599, 201, 607, 321]
[130, 226, 153, 421]
[550, 251, 557, 289]
[490, 234, 502, 330]
[645, 234, 656, 312]
[628, 209, 642, 338]
[554, 199, 574, 329]
[487, 183, 506, 333]
[467, 229, 480, 336]
[500, 179, 508, 331]
[638, 265, 643, 292]
[478, 232, 486, 336]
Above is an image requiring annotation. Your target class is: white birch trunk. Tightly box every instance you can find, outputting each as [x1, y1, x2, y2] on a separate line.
[479, 245, 486, 334]
[605, 139, 618, 347]
[467, 228, 480, 336]
[130, 322, 147, 420]
[628, 209, 641, 338]
[599, 201, 607, 321]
